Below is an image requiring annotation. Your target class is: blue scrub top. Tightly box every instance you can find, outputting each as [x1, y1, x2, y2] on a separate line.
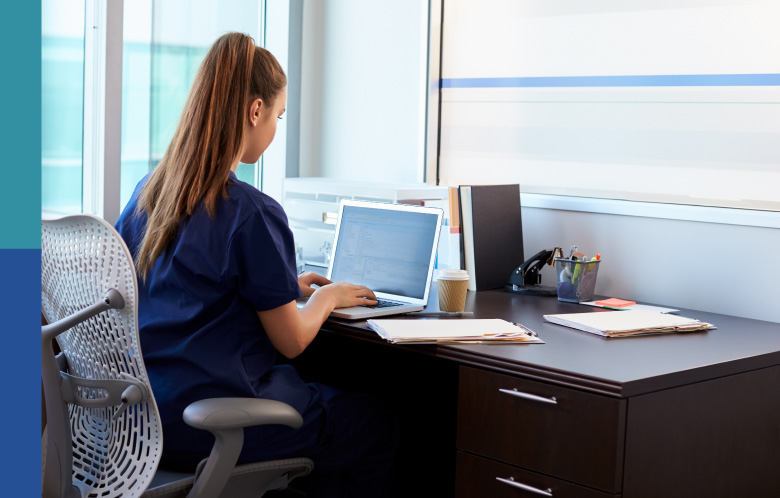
[115, 171, 306, 454]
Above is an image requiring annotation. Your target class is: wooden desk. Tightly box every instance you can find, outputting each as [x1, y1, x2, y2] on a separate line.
[290, 290, 780, 497]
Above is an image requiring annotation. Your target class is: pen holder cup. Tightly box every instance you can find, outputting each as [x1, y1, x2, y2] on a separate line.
[554, 259, 600, 303]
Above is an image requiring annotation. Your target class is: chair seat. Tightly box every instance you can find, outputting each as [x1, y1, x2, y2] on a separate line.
[146, 468, 195, 494]
[143, 458, 314, 498]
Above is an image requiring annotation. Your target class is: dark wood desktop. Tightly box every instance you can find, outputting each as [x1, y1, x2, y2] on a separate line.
[289, 288, 780, 498]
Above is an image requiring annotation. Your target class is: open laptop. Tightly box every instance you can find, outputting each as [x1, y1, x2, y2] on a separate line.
[298, 199, 443, 319]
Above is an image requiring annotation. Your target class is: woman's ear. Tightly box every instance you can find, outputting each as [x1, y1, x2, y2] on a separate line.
[249, 98, 264, 126]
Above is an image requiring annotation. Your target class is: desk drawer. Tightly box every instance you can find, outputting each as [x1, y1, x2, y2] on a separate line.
[457, 366, 626, 492]
[456, 451, 619, 498]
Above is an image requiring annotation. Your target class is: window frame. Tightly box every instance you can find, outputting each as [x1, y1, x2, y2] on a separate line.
[81, 0, 123, 224]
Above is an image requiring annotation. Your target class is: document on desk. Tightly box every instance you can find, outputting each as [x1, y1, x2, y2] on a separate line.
[543, 310, 715, 338]
[579, 301, 679, 313]
[367, 318, 544, 344]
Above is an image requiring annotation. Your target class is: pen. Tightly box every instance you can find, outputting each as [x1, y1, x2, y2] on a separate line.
[404, 311, 475, 318]
[512, 322, 539, 337]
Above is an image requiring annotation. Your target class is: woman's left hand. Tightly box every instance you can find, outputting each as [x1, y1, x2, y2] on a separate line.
[298, 272, 332, 297]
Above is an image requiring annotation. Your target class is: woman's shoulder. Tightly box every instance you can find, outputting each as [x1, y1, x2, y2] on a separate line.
[223, 173, 288, 225]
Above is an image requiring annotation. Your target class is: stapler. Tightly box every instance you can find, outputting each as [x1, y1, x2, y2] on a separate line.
[505, 247, 562, 296]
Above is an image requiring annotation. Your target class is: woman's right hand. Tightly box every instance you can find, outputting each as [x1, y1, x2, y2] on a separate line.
[314, 281, 378, 309]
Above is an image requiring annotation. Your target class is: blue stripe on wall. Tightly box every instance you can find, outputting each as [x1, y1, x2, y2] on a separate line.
[441, 74, 780, 88]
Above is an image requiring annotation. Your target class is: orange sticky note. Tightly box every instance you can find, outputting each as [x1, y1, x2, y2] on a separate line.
[595, 298, 636, 307]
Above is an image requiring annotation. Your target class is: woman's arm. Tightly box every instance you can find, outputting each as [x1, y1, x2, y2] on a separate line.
[257, 282, 377, 359]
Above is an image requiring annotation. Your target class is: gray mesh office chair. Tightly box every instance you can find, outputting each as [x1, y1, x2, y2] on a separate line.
[41, 214, 313, 498]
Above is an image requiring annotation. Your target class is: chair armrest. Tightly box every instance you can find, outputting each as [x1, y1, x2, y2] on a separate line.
[181, 398, 304, 498]
[183, 397, 303, 432]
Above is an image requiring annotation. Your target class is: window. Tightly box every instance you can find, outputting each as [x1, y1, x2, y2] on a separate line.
[122, 0, 264, 211]
[43, 0, 267, 220]
[120, 0, 152, 208]
[42, 0, 85, 214]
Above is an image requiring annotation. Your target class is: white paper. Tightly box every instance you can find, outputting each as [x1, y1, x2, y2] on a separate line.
[580, 301, 679, 314]
[367, 318, 544, 344]
[543, 310, 714, 337]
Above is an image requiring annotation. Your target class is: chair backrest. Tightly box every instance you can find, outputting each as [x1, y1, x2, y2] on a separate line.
[42, 214, 162, 498]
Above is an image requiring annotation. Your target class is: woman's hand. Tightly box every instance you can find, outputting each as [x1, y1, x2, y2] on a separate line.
[298, 271, 331, 297]
[313, 281, 378, 308]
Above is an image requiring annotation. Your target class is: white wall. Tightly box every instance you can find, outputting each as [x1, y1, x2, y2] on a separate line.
[299, 0, 428, 183]
[299, 0, 325, 178]
[523, 207, 780, 323]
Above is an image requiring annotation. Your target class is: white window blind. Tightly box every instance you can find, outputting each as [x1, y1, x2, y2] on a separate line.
[438, 0, 780, 212]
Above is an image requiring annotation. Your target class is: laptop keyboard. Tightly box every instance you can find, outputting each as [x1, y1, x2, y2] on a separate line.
[362, 298, 405, 309]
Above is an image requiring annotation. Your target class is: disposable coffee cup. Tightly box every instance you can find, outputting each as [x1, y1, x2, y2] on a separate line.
[437, 269, 470, 312]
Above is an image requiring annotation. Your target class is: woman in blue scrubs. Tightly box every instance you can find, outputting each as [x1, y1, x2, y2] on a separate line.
[115, 32, 397, 497]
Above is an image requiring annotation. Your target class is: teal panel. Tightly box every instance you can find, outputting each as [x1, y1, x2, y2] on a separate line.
[2, 3, 42, 248]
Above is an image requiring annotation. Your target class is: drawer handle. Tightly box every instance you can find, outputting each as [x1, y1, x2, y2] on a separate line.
[496, 476, 553, 496]
[499, 388, 557, 405]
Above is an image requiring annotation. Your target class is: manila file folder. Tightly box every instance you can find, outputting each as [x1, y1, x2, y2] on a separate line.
[543, 310, 714, 338]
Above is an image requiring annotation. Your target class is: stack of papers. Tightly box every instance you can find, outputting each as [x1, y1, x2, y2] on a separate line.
[367, 318, 544, 344]
[580, 301, 679, 313]
[543, 310, 715, 338]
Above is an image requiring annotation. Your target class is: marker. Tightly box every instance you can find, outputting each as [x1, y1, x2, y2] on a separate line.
[571, 261, 582, 283]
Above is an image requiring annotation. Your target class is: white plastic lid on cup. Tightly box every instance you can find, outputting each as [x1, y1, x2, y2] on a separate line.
[436, 269, 470, 280]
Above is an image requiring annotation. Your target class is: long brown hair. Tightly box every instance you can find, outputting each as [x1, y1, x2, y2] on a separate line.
[135, 32, 286, 279]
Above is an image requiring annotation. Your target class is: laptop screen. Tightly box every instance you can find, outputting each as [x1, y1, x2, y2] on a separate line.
[329, 202, 441, 300]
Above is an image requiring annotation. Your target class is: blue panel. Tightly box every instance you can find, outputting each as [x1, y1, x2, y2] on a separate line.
[442, 74, 780, 88]
[0, 250, 41, 492]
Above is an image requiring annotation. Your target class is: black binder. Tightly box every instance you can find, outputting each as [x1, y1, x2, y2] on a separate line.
[459, 184, 525, 291]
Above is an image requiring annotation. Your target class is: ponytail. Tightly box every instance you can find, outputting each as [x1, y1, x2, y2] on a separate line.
[135, 32, 286, 279]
